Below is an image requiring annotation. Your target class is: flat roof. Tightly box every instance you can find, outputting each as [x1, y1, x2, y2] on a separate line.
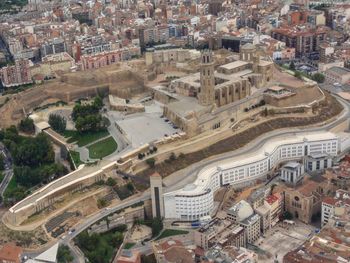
[164, 131, 338, 197]
[218, 60, 249, 70]
[328, 66, 350, 75]
[268, 86, 286, 92]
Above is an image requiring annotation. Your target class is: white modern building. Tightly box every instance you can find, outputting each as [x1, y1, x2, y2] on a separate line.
[280, 162, 304, 186]
[163, 132, 339, 220]
[304, 152, 333, 172]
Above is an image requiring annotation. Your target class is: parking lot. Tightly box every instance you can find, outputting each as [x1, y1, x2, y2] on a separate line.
[109, 103, 180, 148]
[255, 221, 316, 262]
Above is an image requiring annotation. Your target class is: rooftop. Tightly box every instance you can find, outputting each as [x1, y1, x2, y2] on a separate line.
[0, 244, 22, 262]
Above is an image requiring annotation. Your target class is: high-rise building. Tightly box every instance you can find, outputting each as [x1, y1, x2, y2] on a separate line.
[150, 172, 164, 218]
[198, 50, 215, 106]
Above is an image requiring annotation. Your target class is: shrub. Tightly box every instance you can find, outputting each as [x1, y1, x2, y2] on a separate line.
[146, 158, 155, 168]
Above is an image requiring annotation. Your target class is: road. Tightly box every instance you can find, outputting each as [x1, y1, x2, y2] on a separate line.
[0, 142, 13, 202]
[27, 94, 350, 262]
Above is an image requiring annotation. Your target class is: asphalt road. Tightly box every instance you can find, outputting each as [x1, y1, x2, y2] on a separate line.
[0, 142, 13, 202]
[26, 94, 350, 262]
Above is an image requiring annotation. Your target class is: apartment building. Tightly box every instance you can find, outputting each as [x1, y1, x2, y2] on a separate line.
[321, 189, 350, 227]
[271, 25, 327, 57]
[0, 59, 32, 87]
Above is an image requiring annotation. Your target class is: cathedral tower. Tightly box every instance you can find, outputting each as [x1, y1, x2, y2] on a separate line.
[198, 50, 215, 106]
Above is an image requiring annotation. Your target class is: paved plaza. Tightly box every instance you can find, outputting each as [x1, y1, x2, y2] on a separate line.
[109, 103, 179, 148]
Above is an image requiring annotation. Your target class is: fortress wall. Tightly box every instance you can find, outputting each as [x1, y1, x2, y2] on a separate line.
[5, 159, 133, 226]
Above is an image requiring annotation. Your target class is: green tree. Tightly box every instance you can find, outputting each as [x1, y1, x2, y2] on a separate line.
[57, 245, 74, 263]
[146, 158, 155, 168]
[93, 96, 103, 109]
[97, 198, 107, 208]
[126, 182, 134, 192]
[312, 72, 325, 83]
[141, 255, 157, 263]
[282, 211, 293, 220]
[294, 71, 302, 79]
[106, 177, 116, 186]
[49, 114, 67, 134]
[151, 218, 163, 237]
[0, 154, 4, 171]
[18, 117, 34, 134]
[289, 61, 296, 71]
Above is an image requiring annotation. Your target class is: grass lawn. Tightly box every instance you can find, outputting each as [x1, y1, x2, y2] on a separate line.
[156, 229, 189, 240]
[124, 243, 135, 249]
[88, 136, 118, 159]
[70, 151, 84, 167]
[63, 129, 109, 147]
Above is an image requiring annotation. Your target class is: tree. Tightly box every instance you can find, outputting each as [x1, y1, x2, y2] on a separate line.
[106, 177, 116, 187]
[49, 114, 67, 134]
[146, 158, 155, 168]
[169, 152, 177, 161]
[126, 182, 134, 192]
[289, 61, 296, 71]
[312, 72, 325, 83]
[141, 255, 157, 263]
[57, 245, 74, 263]
[294, 71, 302, 79]
[97, 198, 107, 208]
[282, 211, 293, 220]
[151, 217, 163, 237]
[18, 117, 34, 134]
[93, 96, 103, 109]
[0, 154, 4, 171]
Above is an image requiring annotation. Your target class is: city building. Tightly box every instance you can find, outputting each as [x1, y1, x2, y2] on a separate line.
[226, 200, 261, 244]
[0, 244, 22, 263]
[145, 48, 200, 66]
[271, 26, 327, 57]
[321, 189, 350, 227]
[284, 174, 334, 224]
[284, 202, 350, 262]
[255, 193, 283, 234]
[155, 44, 273, 137]
[163, 132, 339, 220]
[304, 152, 333, 172]
[194, 219, 238, 250]
[227, 200, 254, 223]
[205, 245, 258, 263]
[0, 59, 32, 87]
[81, 46, 141, 71]
[40, 38, 67, 58]
[152, 240, 195, 263]
[239, 214, 261, 244]
[280, 162, 304, 186]
[324, 158, 350, 191]
[324, 66, 350, 85]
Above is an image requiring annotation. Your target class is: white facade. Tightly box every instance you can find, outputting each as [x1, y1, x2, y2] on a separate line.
[163, 132, 339, 220]
[280, 162, 304, 185]
[321, 201, 333, 227]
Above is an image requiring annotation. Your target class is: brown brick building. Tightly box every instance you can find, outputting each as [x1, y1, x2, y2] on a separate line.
[271, 26, 328, 57]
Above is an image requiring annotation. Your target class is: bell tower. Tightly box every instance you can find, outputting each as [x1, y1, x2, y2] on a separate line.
[198, 50, 215, 106]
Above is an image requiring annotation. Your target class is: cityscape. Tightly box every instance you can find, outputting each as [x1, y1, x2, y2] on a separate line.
[0, 0, 350, 262]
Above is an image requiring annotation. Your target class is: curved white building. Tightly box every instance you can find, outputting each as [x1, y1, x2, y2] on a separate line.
[163, 132, 339, 220]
